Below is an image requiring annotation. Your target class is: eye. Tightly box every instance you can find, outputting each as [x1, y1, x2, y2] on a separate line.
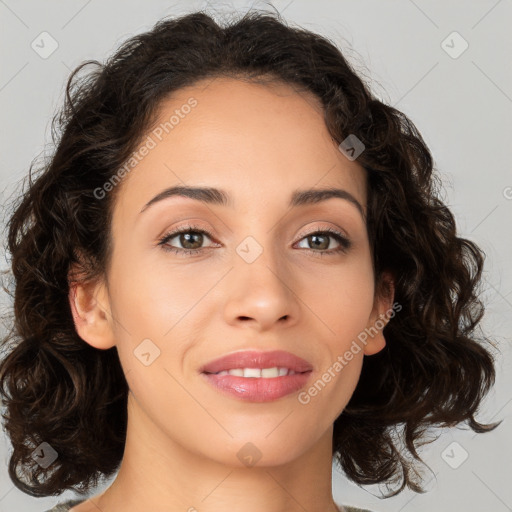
[157, 224, 352, 257]
[157, 223, 217, 256]
[294, 227, 352, 256]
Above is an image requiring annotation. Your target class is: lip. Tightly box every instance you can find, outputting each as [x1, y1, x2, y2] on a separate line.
[200, 350, 313, 402]
[199, 349, 314, 374]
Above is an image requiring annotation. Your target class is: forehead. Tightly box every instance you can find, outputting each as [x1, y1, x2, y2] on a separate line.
[113, 77, 367, 218]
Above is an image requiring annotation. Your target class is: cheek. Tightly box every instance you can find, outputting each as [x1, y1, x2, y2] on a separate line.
[106, 251, 218, 383]
[106, 242, 203, 334]
[298, 256, 374, 402]
[300, 254, 375, 337]
[296, 269, 372, 423]
[300, 350, 363, 421]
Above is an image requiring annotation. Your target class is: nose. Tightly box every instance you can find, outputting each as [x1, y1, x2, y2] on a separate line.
[222, 245, 300, 332]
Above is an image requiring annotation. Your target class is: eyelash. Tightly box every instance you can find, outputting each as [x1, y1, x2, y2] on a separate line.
[157, 223, 352, 258]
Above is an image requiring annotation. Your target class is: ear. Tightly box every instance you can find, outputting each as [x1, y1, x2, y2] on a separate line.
[363, 270, 395, 356]
[68, 267, 116, 350]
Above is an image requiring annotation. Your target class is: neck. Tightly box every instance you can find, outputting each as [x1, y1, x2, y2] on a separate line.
[91, 391, 340, 512]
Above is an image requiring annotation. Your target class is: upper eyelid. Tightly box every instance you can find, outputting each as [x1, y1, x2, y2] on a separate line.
[295, 224, 349, 241]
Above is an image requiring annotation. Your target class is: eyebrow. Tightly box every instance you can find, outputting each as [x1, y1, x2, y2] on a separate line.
[140, 185, 365, 218]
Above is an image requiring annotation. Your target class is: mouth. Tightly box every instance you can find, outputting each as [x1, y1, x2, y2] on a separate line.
[204, 367, 303, 377]
[199, 349, 313, 374]
[200, 350, 313, 402]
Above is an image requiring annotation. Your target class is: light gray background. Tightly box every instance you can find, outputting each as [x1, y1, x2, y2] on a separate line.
[0, 1, 511, 511]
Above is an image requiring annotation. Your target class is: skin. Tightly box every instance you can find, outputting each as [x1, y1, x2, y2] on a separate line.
[68, 77, 394, 512]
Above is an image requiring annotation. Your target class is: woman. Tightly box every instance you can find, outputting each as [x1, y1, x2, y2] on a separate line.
[0, 10, 500, 512]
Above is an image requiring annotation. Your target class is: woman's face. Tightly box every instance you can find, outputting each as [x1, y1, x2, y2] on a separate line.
[75, 77, 392, 467]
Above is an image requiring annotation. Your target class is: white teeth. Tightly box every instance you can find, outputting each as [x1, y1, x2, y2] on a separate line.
[261, 367, 279, 378]
[244, 368, 262, 378]
[214, 367, 296, 378]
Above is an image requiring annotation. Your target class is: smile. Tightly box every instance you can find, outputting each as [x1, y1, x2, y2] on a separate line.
[207, 367, 298, 377]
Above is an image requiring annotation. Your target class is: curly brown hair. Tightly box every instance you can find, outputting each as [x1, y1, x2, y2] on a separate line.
[0, 9, 501, 499]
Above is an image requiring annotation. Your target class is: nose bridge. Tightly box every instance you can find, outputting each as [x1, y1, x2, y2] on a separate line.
[223, 232, 299, 328]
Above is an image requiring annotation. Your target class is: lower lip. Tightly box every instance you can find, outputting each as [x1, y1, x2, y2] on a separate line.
[201, 371, 312, 402]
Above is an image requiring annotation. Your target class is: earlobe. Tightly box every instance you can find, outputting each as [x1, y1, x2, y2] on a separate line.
[68, 277, 116, 350]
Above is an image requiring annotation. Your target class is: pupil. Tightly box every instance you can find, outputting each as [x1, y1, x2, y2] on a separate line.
[182, 232, 202, 249]
[310, 234, 328, 250]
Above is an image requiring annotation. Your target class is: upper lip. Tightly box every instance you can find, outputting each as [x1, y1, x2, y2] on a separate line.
[200, 350, 313, 374]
